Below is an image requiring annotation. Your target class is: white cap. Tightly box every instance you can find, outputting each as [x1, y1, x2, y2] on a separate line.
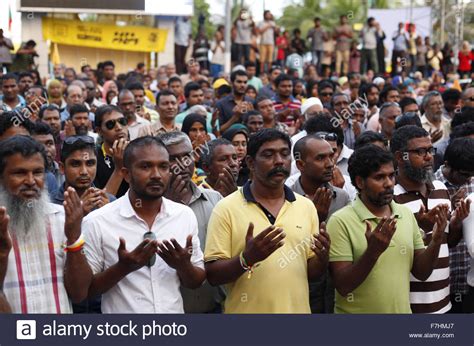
[373, 77, 385, 86]
[231, 65, 245, 72]
[301, 97, 323, 115]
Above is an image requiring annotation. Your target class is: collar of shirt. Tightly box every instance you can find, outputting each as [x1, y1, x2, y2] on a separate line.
[272, 94, 300, 105]
[119, 191, 171, 220]
[352, 195, 402, 221]
[293, 177, 335, 198]
[189, 182, 209, 205]
[242, 180, 296, 203]
[420, 114, 450, 129]
[337, 144, 354, 163]
[394, 180, 436, 195]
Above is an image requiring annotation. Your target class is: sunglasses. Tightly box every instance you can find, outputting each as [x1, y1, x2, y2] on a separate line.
[143, 231, 156, 267]
[104, 117, 127, 130]
[63, 135, 95, 145]
[314, 131, 338, 141]
[320, 92, 333, 97]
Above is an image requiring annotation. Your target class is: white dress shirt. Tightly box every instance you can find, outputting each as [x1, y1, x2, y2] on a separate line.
[463, 192, 474, 287]
[82, 192, 204, 313]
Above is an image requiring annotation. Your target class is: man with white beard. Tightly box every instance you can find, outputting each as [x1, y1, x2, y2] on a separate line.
[0, 135, 86, 313]
[420, 91, 451, 144]
[391, 125, 470, 314]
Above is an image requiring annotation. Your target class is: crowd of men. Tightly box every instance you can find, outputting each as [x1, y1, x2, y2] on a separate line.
[0, 14, 473, 314]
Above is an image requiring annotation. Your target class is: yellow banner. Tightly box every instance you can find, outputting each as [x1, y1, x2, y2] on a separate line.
[42, 18, 168, 53]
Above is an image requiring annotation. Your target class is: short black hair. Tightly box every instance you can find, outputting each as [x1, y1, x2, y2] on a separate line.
[38, 104, 60, 120]
[348, 145, 394, 191]
[244, 61, 256, 69]
[0, 111, 34, 137]
[0, 135, 47, 175]
[274, 73, 292, 87]
[444, 138, 474, 172]
[318, 80, 334, 94]
[61, 136, 96, 163]
[242, 110, 262, 124]
[1, 73, 18, 83]
[123, 136, 167, 169]
[18, 71, 33, 80]
[199, 138, 233, 168]
[398, 97, 418, 112]
[354, 131, 388, 150]
[230, 70, 248, 83]
[184, 82, 202, 98]
[451, 106, 474, 129]
[390, 125, 429, 154]
[304, 115, 344, 147]
[126, 81, 145, 92]
[450, 121, 474, 140]
[69, 104, 89, 119]
[168, 76, 182, 86]
[102, 60, 115, 68]
[379, 85, 399, 104]
[442, 88, 461, 103]
[31, 121, 53, 137]
[358, 83, 379, 99]
[94, 105, 124, 128]
[247, 128, 291, 159]
[156, 89, 177, 104]
[394, 112, 422, 129]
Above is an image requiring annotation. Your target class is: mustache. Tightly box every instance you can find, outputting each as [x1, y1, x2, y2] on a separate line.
[267, 166, 290, 178]
[382, 188, 394, 195]
[146, 181, 164, 187]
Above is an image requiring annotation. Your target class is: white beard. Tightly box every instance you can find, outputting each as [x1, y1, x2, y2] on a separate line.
[0, 185, 49, 239]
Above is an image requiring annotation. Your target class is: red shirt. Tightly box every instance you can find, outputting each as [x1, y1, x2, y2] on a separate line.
[276, 36, 288, 60]
[458, 51, 474, 72]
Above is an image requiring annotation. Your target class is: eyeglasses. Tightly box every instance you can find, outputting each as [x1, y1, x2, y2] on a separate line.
[63, 135, 95, 145]
[320, 92, 333, 97]
[104, 117, 127, 130]
[143, 231, 156, 267]
[406, 147, 437, 157]
[314, 131, 338, 141]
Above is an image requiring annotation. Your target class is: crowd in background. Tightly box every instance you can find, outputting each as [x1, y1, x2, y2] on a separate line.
[0, 9, 473, 315]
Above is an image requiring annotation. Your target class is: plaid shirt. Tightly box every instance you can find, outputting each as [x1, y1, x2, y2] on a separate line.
[3, 204, 72, 313]
[434, 166, 474, 295]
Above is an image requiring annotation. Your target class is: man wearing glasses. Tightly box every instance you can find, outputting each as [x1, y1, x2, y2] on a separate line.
[93, 105, 130, 198]
[391, 125, 470, 314]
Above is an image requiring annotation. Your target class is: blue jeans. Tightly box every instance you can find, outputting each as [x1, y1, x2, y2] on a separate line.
[210, 63, 224, 78]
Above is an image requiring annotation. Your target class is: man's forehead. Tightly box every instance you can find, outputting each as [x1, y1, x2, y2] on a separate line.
[259, 139, 289, 151]
[66, 149, 96, 160]
[408, 136, 431, 147]
[6, 152, 45, 166]
[370, 162, 395, 175]
[167, 142, 192, 156]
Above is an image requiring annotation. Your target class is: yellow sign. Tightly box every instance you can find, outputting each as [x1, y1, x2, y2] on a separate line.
[42, 18, 168, 53]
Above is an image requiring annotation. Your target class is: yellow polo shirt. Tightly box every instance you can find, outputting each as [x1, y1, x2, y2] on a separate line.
[204, 182, 319, 313]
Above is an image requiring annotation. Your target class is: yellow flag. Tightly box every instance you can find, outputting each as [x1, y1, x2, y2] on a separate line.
[51, 42, 61, 65]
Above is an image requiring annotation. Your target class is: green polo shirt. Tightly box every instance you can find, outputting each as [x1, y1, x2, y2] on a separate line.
[327, 196, 425, 314]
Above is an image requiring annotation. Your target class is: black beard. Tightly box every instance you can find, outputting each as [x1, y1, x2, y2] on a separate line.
[403, 161, 434, 183]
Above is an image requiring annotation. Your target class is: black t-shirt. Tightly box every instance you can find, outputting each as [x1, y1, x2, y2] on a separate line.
[94, 145, 129, 198]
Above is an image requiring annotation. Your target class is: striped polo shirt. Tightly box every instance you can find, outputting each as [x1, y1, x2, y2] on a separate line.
[393, 180, 452, 314]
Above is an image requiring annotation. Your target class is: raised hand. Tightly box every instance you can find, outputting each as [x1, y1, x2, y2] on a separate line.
[64, 120, 76, 137]
[331, 166, 345, 188]
[416, 204, 449, 231]
[365, 216, 397, 259]
[0, 207, 11, 259]
[429, 128, 443, 143]
[242, 223, 286, 266]
[109, 138, 129, 170]
[157, 235, 194, 270]
[311, 222, 331, 263]
[117, 238, 158, 273]
[311, 187, 333, 222]
[164, 174, 189, 204]
[63, 187, 84, 244]
[450, 198, 471, 230]
[215, 166, 237, 197]
[431, 211, 448, 245]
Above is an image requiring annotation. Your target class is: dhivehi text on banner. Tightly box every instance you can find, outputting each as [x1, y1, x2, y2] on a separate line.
[42, 17, 168, 53]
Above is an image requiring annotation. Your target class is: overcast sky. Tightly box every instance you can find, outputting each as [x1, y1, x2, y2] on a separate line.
[206, 0, 292, 23]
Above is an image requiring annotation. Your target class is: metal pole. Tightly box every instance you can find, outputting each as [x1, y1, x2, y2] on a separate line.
[453, 0, 461, 69]
[224, 0, 232, 73]
[409, 0, 413, 23]
[440, 0, 445, 45]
